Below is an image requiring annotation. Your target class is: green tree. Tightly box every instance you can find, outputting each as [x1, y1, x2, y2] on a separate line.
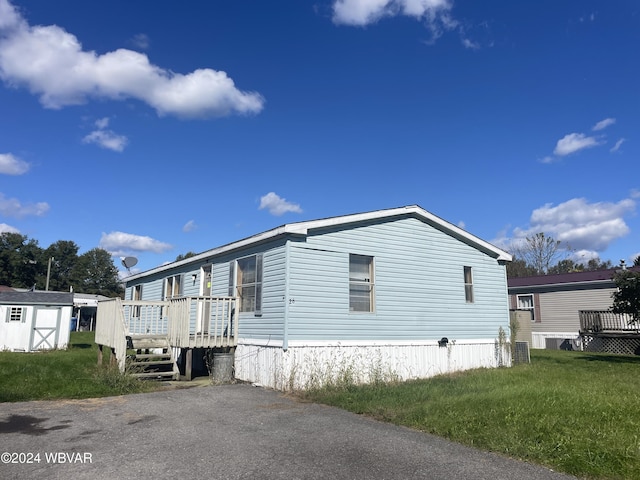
[175, 251, 197, 262]
[0, 232, 45, 288]
[72, 248, 123, 297]
[585, 258, 613, 271]
[506, 257, 538, 278]
[611, 269, 640, 321]
[41, 240, 80, 291]
[548, 259, 582, 275]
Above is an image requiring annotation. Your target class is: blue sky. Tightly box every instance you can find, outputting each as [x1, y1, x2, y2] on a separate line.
[0, 0, 638, 276]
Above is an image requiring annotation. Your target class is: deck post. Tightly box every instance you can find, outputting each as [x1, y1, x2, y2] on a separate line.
[185, 348, 193, 381]
[110, 347, 117, 366]
[97, 344, 103, 365]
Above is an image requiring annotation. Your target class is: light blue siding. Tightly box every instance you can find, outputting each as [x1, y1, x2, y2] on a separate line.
[124, 214, 509, 345]
[285, 216, 509, 341]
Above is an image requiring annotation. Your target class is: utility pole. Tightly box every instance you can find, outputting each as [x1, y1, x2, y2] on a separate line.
[45, 256, 54, 291]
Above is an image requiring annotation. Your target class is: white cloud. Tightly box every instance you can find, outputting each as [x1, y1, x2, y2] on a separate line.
[182, 220, 197, 232]
[592, 117, 616, 131]
[130, 33, 150, 51]
[259, 192, 303, 216]
[82, 116, 127, 152]
[0, 192, 49, 218]
[0, 0, 264, 118]
[95, 117, 110, 129]
[610, 138, 625, 153]
[461, 37, 480, 50]
[332, 0, 456, 41]
[539, 156, 556, 164]
[0, 222, 19, 233]
[553, 132, 601, 156]
[0, 152, 29, 174]
[509, 197, 635, 253]
[99, 231, 173, 256]
[83, 129, 128, 152]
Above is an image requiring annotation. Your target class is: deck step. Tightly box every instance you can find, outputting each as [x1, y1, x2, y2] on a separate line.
[132, 359, 174, 365]
[125, 335, 179, 380]
[131, 353, 171, 359]
[131, 371, 177, 379]
[128, 335, 170, 350]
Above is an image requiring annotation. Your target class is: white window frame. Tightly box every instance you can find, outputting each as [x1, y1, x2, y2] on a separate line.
[464, 266, 474, 303]
[164, 274, 183, 300]
[132, 284, 143, 317]
[6, 306, 26, 323]
[517, 294, 535, 321]
[349, 254, 375, 313]
[230, 254, 263, 314]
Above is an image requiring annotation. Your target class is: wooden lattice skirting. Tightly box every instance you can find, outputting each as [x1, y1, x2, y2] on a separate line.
[581, 334, 640, 355]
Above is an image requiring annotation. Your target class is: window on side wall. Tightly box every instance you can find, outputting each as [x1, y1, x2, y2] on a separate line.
[230, 254, 263, 314]
[6, 306, 25, 322]
[464, 266, 474, 303]
[133, 285, 143, 317]
[517, 294, 535, 321]
[165, 275, 183, 299]
[349, 254, 374, 312]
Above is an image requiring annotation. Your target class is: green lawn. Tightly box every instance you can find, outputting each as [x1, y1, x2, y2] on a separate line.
[299, 349, 640, 480]
[3, 336, 639, 478]
[0, 331, 161, 402]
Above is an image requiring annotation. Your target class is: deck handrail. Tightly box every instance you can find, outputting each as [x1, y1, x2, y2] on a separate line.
[95, 298, 128, 372]
[96, 296, 239, 358]
[579, 310, 640, 333]
[168, 296, 237, 348]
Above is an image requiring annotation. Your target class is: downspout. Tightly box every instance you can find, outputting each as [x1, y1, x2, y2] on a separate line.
[283, 239, 291, 351]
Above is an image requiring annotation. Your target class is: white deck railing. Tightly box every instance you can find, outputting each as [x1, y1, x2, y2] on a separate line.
[95, 298, 128, 372]
[96, 296, 238, 355]
[168, 296, 237, 348]
[579, 310, 640, 333]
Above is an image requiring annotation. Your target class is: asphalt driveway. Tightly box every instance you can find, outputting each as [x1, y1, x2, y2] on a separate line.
[0, 383, 576, 480]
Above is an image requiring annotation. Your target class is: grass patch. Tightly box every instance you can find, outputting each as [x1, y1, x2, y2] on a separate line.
[0, 331, 162, 402]
[299, 349, 640, 479]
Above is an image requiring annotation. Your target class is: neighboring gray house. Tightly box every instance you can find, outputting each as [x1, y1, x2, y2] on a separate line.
[113, 205, 513, 389]
[507, 267, 637, 349]
[0, 290, 74, 352]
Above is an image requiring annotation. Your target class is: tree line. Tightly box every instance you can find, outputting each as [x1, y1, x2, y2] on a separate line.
[0, 232, 123, 297]
[506, 232, 639, 278]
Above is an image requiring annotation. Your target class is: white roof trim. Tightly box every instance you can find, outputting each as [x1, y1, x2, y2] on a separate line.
[125, 205, 511, 281]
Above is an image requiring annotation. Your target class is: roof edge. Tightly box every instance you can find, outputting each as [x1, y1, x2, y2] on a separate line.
[124, 205, 511, 281]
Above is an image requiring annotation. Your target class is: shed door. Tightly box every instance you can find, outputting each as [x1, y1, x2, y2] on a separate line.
[30, 307, 60, 350]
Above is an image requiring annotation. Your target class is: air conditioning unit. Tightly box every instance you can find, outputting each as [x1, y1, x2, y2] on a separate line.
[545, 338, 578, 351]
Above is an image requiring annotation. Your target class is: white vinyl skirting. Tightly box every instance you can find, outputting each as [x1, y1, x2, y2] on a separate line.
[234, 339, 510, 391]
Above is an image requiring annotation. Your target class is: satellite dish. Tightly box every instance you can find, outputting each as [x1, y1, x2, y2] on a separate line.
[121, 257, 138, 272]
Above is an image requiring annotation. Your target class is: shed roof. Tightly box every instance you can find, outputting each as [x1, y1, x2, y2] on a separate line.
[0, 291, 74, 306]
[125, 205, 512, 281]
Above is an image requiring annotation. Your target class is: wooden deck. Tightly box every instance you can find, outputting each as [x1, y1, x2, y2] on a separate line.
[95, 296, 238, 379]
[579, 310, 640, 334]
[579, 310, 640, 355]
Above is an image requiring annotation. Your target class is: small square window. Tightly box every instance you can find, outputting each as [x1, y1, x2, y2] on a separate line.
[7, 307, 25, 322]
